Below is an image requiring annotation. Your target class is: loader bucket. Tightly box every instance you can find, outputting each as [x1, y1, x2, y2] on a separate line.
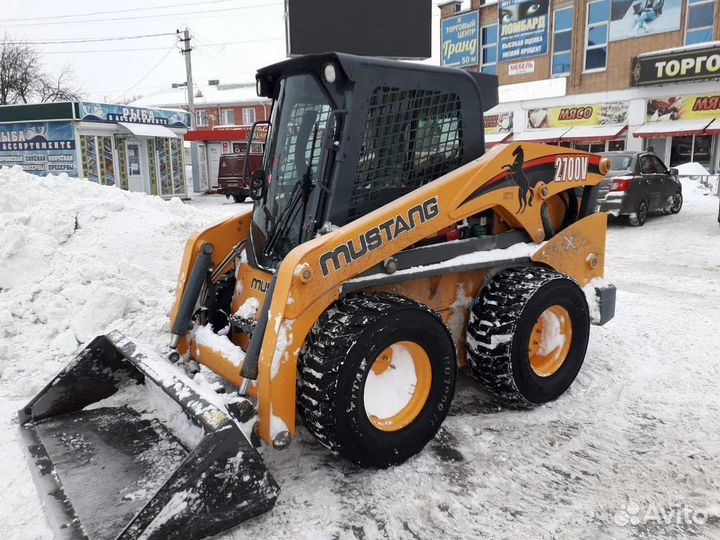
[18, 331, 279, 540]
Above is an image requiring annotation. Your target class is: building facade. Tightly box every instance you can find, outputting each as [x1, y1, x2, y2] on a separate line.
[132, 81, 271, 192]
[0, 101, 190, 198]
[439, 0, 720, 171]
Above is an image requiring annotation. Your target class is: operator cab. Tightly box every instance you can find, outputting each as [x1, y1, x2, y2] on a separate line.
[245, 52, 498, 270]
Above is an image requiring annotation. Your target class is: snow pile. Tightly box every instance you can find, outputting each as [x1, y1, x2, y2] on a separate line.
[675, 162, 711, 177]
[675, 162, 720, 195]
[0, 167, 226, 394]
[0, 167, 240, 540]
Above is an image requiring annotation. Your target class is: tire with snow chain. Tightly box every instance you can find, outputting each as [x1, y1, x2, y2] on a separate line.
[466, 266, 590, 407]
[298, 293, 456, 468]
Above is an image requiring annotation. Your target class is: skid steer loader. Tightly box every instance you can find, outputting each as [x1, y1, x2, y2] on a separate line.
[19, 53, 616, 540]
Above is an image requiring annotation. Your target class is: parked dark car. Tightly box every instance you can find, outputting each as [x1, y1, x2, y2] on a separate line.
[596, 151, 683, 226]
[217, 152, 263, 203]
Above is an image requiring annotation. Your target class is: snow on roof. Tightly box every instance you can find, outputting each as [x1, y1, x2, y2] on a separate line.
[130, 82, 270, 109]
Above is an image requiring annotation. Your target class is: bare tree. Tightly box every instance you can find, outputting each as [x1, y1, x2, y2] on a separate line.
[0, 34, 81, 105]
[37, 65, 81, 103]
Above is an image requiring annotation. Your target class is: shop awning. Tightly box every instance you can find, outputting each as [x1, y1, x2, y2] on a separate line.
[561, 125, 627, 142]
[704, 119, 720, 135]
[185, 127, 250, 142]
[513, 128, 570, 142]
[118, 122, 179, 138]
[485, 132, 512, 144]
[633, 119, 713, 138]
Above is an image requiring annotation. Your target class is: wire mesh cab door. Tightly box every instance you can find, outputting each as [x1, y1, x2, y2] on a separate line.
[326, 64, 487, 227]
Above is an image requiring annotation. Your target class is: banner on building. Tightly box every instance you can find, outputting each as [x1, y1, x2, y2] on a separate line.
[498, 0, 549, 62]
[508, 60, 535, 76]
[609, 0, 682, 42]
[484, 112, 514, 134]
[527, 102, 629, 129]
[630, 44, 720, 86]
[646, 95, 720, 122]
[441, 11, 479, 68]
[79, 102, 190, 128]
[0, 121, 78, 176]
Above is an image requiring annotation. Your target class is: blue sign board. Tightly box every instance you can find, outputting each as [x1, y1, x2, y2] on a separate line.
[0, 121, 78, 176]
[498, 0, 549, 62]
[78, 102, 190, 128]
[441, 11, 479, 68]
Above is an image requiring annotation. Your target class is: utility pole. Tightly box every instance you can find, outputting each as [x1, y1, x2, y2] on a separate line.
[179, 28, 196, 130]
[178, 27, 204, 194]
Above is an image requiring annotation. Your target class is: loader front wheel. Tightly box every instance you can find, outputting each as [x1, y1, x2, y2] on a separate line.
[466, 267, 589, 407]
[298, 293, 456, 468]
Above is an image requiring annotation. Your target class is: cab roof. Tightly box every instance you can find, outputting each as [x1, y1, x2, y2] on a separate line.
[255, 52, 499, 112]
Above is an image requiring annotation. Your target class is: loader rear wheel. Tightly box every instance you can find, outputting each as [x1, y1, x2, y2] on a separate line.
[298, 293, 456, 468]
[466, 267, 589, 407]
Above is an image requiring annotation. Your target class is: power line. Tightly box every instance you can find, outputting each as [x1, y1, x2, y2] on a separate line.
[39, 37, 284, 55]
[2, 3, 283, 27]
[191, 30, 263, 78]
[7, 32, 175, 45]
[115, 46, 177, 102]
[2, 0, 236, 22]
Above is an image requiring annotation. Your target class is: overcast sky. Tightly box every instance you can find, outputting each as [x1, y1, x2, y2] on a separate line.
[2, 0, 449, 103]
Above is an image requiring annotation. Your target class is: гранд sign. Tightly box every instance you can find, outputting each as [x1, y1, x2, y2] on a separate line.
[498, 0, 549, 62]
[631, 44, 720, 86]
[441, 11, 479, 68]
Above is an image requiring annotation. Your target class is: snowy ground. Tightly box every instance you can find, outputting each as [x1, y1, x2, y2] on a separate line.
[1, 167, 719, 540]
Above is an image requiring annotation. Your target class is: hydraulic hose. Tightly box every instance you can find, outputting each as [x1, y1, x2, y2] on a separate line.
[170, 242, 214, 345]
[240, 274, 277, 380]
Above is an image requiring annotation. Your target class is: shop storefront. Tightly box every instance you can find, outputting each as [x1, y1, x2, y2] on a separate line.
[631, 44, 720, 172]
[518, 101, 629, 151]
[483, 112, 513, 147]
[184, 126, 264, 193]
[0, 101, 190, 198]
[634, 94, 719, 171]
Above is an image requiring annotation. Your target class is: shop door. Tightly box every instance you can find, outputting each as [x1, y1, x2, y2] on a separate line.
[197, 143, 209, 192]
[125, 139, 149, 194]
[207, 143, 223, 189]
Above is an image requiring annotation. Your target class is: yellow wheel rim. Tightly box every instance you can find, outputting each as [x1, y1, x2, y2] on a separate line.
[528, 305, 573, 377]
[363, 341, 432, 432]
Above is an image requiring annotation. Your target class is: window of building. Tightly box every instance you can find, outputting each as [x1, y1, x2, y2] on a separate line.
[574, 141, 606, 153]
[242, 107, 257, 125]
[220, 108, 235, 125]
[80, 135, 116, 186]
[552, 7, 574, 76]
[481, 24, 498, 74]
[584, 0, 609, 72]
[607, 139, 626, 151]
[670, 134, 714, 168]
[685, 0, 716, 45]
[195, 110, 209, 127]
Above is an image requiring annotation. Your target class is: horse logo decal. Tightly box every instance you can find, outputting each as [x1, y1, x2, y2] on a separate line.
[502, 145, 534, 214]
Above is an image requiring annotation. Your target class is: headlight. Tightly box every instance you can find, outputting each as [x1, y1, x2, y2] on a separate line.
[256, 80, 262, 96]
[599, 157, 611, 176]
[323, 63, 337, 84]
